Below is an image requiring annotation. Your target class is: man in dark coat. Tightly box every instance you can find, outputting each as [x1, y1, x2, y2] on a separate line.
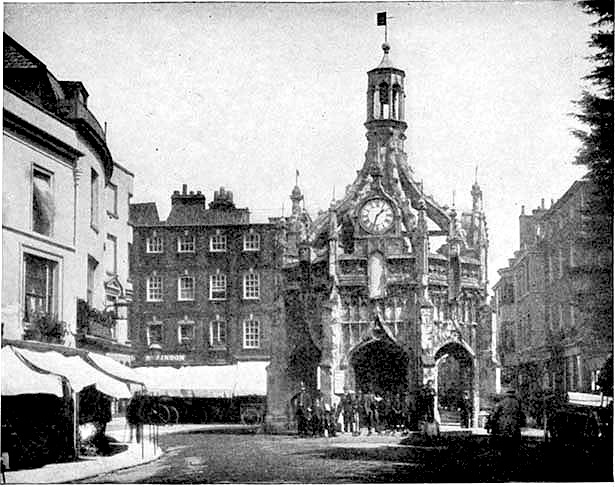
[126, 393, 143, 443]
[460, 390, 472, 428]
[338, 390, 353, 434]
[311, 392, 325, 437]
[363, 389, 377, 435]
[293, 382, 312, 438]
[351, 391, 361, 436]
[490, 389, 525, 478]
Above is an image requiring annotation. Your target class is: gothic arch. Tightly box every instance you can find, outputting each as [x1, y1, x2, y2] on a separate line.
[347, 335, 411, 395]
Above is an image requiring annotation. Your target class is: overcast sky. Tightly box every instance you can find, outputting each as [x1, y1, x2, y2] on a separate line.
[5, 1, 592, 289]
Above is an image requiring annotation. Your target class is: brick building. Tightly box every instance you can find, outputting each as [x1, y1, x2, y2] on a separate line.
[493, 179, 612, 400]
[129, 185, 282, 369]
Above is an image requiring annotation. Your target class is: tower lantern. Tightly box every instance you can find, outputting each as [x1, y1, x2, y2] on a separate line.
[366, 43, 406, 125]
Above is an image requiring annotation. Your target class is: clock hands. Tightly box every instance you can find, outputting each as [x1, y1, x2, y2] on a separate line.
[373, 208, 387, 229]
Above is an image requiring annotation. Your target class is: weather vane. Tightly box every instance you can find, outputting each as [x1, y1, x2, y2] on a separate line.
[377, 11, 388, 44]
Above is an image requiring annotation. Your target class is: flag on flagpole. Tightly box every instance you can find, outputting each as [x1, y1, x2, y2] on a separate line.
[377, 12, 387, 26]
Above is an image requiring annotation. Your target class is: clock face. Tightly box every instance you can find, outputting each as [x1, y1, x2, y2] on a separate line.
[359, 198, 394, 234]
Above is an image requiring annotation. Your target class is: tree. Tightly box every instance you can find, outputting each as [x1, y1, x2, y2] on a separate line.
[572, 1, 613, 196]
[570, 1, 613, 347]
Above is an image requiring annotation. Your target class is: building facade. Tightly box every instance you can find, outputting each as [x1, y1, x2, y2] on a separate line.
[493, 179, 612, 400]
[129, 186, 281, 367]
[2, 34, 134, 361]
[266, 43, 497, 431]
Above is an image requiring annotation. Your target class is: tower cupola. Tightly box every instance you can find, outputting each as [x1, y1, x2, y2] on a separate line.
[366, 43, 406, 126]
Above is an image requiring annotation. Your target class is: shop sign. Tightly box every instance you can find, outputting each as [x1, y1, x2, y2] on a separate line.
[144, 353, 186, 362]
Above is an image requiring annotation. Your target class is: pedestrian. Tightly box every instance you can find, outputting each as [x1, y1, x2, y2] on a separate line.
[311, 392, 324, 437]
[352, 390, 362, 436]
[392, 392, 403, 433]
[363, 389, 377, 435]
[323, 399, 336, 437]
[489, 388, 525, 478]
[420, 380, 439, 440]
[126, 393, 142, 443]
[460, 390, 472, 428]
[293, 382, 312, 438]
[338, 389, 353, 434]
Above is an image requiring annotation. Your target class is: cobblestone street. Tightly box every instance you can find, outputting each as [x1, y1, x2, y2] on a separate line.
[75, 429, 613, 483]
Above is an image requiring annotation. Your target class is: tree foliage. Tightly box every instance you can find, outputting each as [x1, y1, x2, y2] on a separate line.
[572, 1, 614, 200]
[571, 1, 614, 344]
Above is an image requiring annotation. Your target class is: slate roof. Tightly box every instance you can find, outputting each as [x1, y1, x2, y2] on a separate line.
[4, 41, 41, 69]
[166, 206, 250, 226]
[129, 202, 252, 227]
[129, 203, 160, 226]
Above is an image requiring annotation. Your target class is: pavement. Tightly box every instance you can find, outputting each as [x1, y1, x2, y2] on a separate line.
[2, 417, 545, 484]
[3, 418, 249, 485]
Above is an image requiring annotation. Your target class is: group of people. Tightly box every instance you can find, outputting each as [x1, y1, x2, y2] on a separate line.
[292, 380, 444, 437]
[292, 384, 338, 438]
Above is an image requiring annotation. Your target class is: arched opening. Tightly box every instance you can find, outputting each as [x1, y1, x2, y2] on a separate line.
[378, 82, 390, 119]
[392, 84, 401, 120]
[434, 342, 474, 412]
[350, 338, 409, 396]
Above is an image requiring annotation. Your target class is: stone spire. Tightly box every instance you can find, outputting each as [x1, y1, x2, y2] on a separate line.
[471, 167, 483, 213]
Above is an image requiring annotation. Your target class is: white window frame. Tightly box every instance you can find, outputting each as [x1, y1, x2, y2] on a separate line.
[177, 234, 195, 253]
[90, 168, 99, 231]
[243, 232, 260, 251]
[146, 275, 163, 302]
[146, 321, 163, 346]
[146, 234, 163, 253]
[209, 232, 227, 252]
[243, 270, 260, 300]
[106, 234, 117, 275]
[32, 165, 54, 237]
[209, 272, 227, 301]
[107, 182, 118, 217]
[243, 318, 260, 349]
[87, 256, 98, 306]
[177, 275, 195, 301]
[177, 319, 195, 345]
[209, 317, 227, 348]
[23, 252, 58, 323]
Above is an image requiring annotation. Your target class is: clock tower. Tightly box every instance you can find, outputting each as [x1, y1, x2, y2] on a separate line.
[265, 37, 496, 434]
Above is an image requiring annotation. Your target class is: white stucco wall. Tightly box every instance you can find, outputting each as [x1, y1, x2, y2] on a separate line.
[2, 89, 133, 346]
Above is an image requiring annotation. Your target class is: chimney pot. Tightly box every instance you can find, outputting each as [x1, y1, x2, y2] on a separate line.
[541, 198, 545, 209]
[182, 184, 187, 195]
[521, 205, 525, 215]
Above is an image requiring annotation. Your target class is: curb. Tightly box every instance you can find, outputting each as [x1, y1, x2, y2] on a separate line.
[68, 446, 165, 484]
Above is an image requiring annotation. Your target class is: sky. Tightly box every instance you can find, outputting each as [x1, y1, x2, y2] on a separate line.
[4, 1, 592, 290]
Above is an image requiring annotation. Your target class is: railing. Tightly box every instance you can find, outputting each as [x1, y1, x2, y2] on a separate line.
[76, 299, 116, 341]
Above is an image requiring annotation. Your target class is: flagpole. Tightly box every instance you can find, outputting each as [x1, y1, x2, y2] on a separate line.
[385, 17, 388, 44]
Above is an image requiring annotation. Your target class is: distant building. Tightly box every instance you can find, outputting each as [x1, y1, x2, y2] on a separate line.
[128, 185, 281, 368]
[2, 33, 134, 361]
[493, 179, 612, 399]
